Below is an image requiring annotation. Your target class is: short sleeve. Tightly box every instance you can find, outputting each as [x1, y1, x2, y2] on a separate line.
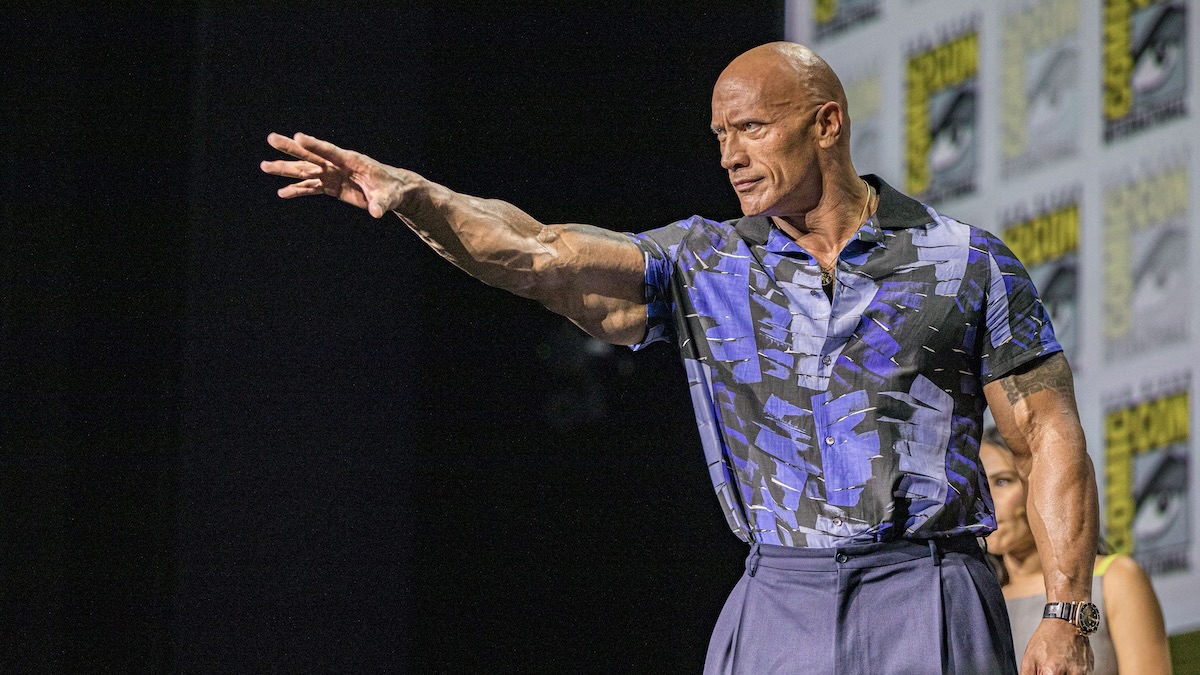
[978, 231, 1063, 383]
[626, 220, 693, 351]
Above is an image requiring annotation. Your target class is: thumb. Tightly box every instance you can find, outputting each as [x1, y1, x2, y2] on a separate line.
[368, 199, 385, 219]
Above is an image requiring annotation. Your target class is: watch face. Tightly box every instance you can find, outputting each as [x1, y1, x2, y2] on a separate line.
[1077, 603, 1101, 634]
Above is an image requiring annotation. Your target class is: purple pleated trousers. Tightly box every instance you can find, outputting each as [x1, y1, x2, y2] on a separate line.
[705, 537, 1018, 675]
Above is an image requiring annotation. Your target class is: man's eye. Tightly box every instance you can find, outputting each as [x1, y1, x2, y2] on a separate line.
[744, 122, 759, 130]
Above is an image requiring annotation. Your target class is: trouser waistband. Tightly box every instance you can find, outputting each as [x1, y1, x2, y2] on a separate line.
[746, 536, 984, 576]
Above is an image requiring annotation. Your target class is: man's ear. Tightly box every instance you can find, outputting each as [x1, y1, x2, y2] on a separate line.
[814, 101, 844, 148]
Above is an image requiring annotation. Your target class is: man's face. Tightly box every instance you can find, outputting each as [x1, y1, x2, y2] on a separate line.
[711, 68, 821, 217]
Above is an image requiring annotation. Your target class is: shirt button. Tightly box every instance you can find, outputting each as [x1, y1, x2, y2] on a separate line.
[835, 553, 849, 563]
[810, 289, 820, 297]
[825, 436, 835, 446]
[822, 355, 832, 366]
[832, 517, 843, 527]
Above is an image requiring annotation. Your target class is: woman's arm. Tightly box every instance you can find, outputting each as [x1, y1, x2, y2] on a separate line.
[1103, 555, 1172, 674]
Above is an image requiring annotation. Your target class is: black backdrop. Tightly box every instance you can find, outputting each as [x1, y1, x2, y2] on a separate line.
[3, 4, 784, 672]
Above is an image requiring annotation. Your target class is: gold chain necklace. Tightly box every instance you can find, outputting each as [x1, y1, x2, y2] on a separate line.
[820, 180, 874, 286]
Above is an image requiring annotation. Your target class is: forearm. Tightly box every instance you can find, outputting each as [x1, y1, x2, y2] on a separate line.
[392, 175, 647, 344]
[394, 176, 560, 300]
[988, 353, 1100, 601]
[1025, 421, 1099, 600]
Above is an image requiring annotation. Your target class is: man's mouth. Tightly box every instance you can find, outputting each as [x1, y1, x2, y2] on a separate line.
[732, 177, 761, 193]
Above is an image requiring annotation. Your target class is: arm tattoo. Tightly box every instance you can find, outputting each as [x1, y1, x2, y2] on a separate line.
[998, 353, 1076, 406]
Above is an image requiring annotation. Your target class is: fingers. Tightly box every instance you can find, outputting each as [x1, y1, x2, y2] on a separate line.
[259, 158, 320, 179]
[262, 131, 380, 212]
[265, 131, 359, 170]
[265, 130, 372, 173]
[291, 132, 361, 168]
[266, 132, 328, 165]
[276, 179, 324, 199]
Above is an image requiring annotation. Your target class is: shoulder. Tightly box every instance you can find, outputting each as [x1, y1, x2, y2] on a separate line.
[638, 215, 732, 236]
[1099, 554, 1158, 609]
[1099, 554, 1149, 584]
[632, 215, 746, 258]
[947, 220, 1036, 281]
[634, 215, 731, 243]
[928, 213, 1010, 261]
[899, 205, 980, 251]
[895, 210, 1012, 279]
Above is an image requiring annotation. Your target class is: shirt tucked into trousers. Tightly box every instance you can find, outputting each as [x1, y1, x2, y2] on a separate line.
[705, 538, 1018, 675]
[629, 176, 1056, 673]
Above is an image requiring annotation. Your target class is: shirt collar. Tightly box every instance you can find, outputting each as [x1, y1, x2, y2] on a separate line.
[732, 174, 933, 246]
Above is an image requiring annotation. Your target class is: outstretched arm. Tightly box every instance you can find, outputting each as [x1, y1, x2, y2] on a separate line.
[985, 351, 1098, 675]
[260, 132, 648, 345]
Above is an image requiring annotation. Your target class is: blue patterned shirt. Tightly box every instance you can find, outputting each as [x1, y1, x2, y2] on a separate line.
[630, 176, 1061, 547]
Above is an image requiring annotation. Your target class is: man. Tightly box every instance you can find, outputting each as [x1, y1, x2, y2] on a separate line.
[262, 42, 1098, 675]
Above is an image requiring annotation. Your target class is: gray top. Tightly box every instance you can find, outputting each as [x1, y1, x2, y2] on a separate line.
[1006, 572, 1118, 675]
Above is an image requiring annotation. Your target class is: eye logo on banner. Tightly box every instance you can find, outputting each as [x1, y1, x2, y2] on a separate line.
[1103, 0, 1188, 142]
[812, 0, 881, 42]
[906, 26, 978, 205]
[1001, 0, 1081, 178]
[1104, 373, 1191, 576]
[999, 189, 1081, 361]
[1103, 157, 1190, 360]
[845, 68, 886, 180]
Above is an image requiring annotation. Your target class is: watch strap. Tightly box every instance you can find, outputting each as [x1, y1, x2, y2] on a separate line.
[1043, 601, 1100, 636]
[1043, 602, 1075, 622]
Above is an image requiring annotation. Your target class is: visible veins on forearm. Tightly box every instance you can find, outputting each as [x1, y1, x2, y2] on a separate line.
[999, 353, 1076, 406]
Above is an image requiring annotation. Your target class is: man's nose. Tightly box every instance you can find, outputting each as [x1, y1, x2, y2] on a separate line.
[720, 135, 748, 171]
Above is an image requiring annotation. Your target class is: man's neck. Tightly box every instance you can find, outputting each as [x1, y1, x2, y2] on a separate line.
[772, 176, 874, 263]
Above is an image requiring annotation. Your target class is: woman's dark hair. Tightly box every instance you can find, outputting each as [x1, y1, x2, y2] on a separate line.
[980, 427, 1111, 586]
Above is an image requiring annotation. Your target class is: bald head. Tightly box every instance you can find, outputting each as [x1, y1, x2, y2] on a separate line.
[719, 42, 849, 118]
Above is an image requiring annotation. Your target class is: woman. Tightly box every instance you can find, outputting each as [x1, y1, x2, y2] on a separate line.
[980, 427, 1172, 674]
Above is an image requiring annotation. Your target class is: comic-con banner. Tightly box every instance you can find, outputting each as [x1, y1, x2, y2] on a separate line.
[906, 21, 978, 205]
[1103, 155, 1190, 361]
[1104, 372, 1191, 576]
[999, 187, 1081, 362]
[790, 0, 1200, 638]
[1103, 0, 1188, 142]
[1001, 0, 1081, 178]
[844, 64, 885, 179]
[813, 0, 881, 42]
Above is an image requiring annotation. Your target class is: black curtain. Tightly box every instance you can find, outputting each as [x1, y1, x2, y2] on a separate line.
[3, 4, 784, 672]
[2, 7, 189, 673]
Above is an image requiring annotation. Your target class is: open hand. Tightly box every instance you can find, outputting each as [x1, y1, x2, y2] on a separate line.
[260, 132, 407, 218]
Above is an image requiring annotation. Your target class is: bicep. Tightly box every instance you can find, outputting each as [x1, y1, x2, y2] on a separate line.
[534, 224, 648, 345]
[984, 352, 1082, 461]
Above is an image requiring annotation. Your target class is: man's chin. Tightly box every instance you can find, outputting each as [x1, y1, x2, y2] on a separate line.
[737, 199, 771, 217]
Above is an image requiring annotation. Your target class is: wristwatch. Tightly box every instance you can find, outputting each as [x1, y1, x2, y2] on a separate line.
[1043, 601, 1101, 636]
